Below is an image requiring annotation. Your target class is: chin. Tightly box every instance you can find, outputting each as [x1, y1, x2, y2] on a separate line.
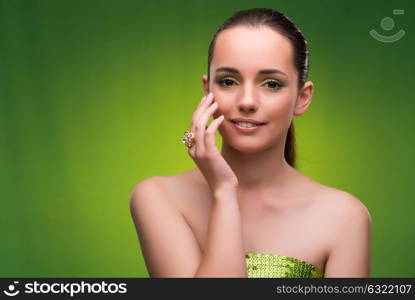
[219, 125, 282, 154]
[224, 137, 272, 154]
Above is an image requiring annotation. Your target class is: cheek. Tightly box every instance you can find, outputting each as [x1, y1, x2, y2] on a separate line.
[264, 97, 294, 120]
[213, 99, 231, 118]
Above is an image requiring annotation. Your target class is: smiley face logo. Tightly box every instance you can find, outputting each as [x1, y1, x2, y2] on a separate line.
[3, 281, 20, 297]
[370, 9, 405, 43]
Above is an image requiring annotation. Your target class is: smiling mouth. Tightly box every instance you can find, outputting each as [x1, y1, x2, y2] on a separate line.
[230, 120, 266, 128]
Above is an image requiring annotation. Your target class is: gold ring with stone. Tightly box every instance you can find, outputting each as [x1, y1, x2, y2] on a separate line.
[182, 130, 195, 148]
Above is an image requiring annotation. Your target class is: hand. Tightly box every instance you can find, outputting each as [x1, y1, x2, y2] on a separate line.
[187, 92, 239, 193]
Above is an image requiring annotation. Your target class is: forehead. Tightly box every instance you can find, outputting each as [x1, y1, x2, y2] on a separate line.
[212, 26, 295, 76]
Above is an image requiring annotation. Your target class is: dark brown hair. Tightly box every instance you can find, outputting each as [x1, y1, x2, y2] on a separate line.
[207, 8, 309, 168]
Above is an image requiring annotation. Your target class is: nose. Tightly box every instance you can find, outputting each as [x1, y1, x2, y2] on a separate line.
[236, 85, 259, 113]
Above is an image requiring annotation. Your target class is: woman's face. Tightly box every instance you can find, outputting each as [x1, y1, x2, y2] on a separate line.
[203, 25, 313, 153]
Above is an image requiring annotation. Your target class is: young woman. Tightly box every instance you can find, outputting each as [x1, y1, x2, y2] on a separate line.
[130, 8, 371, 278]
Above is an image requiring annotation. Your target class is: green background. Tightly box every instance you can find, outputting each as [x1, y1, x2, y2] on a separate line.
[1, 0, 414, 277]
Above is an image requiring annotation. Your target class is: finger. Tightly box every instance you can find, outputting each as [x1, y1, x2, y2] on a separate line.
[190, 93, 214, 129]
[206, 115, 225, 135]
[191, 93, 214, 127]
[187, 143, 196, 157]
[205, 115, 224, 149]
[195, 101, 218, 154]
[195, 94, 208, 110]
[186, 94, 212, 158]
[189, 95, 206, 129]
[198, 92, 212, 107]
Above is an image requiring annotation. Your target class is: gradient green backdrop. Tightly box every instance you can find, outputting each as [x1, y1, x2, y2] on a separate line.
[1, 0, 414, 277]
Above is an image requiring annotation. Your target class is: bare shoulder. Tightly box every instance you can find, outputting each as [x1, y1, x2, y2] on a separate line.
[129, 168, 203, 211]
[130, 175, 166, 197]
[129, 176, 169, 208]
[294, 169, 370, 220]
[129, 171, 206, 277]
[314, 186, 372, 277]
[322, 186, 371, 220]
[315, 185, 372, 228]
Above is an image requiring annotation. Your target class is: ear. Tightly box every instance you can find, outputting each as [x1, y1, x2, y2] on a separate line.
[202, 74, 209, 95]
[293, 81, 314, 116]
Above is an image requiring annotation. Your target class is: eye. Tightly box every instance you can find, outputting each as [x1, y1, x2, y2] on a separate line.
[217, 77, 238, 88]
[263, 79, 283, 90]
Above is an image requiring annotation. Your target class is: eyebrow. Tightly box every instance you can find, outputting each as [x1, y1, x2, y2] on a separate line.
[214, 66, 287, 76]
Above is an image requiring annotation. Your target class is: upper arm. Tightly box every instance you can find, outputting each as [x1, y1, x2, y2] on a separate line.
[129, 176, 202, 277]
[324, 194, 372, 277]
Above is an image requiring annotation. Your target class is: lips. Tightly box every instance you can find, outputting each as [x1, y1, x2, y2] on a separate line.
[229, 118, 266, 134]
[230, 118, 267, 125]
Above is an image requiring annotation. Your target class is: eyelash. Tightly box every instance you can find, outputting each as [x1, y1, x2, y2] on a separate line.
[216, 77, 283, 90]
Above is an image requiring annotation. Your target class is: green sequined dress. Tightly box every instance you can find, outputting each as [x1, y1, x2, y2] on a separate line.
[245, 252, 324, 278]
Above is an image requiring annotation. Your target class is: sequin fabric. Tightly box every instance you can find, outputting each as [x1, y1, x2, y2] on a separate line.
[245, 253, 324, 278]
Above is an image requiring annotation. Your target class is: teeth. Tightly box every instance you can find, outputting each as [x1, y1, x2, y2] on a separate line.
[236, 122, 257, 128]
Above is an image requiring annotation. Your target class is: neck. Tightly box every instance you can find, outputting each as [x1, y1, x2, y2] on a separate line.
[220, 140, 295, 193]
